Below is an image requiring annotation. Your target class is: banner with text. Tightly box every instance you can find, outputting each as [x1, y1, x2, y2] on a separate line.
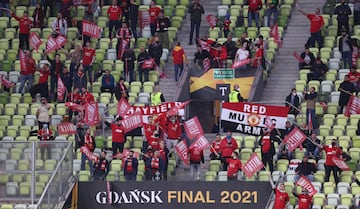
[78, 181, 272, 209]
[242, 153, 264, 178]
[332, 157, 351, 171]
[58, 122, 77, 135]
[295, 175, 317, 196]
[220, 102, 289, 135]
[283, 127, 307, 152]
[82, 20, 102, 38]
[345, 95, 360, 117]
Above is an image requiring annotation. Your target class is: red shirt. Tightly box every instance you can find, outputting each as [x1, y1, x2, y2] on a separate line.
[13, 15, 32, 34]
[297, 194, 313, 209]
[261, 135, 271, 153]
[274, 189, 289, 209]
[149, 7, 161, 24]
[189, 147, 203, 163]
[323, 145, 342, 166]
[39, 69, 50, 84]
[252, 48, 264, 68]
[107, 5, 122, 21]
[248, 0, 262, 11]
[226, 158, 242, 177]
[166, 121, 182, 139]
[307, 14, 324, 33]
[81, 92, 95, 105]
[38, 129, 53, 141]
[348, 71, 360, 83]
[22, 57, 36, 75]
[219, 137, 238, 158]
[211, 140, 221, 154]
[83, 47, 95, 66]
[154, 113, 168, 131]
[172, 46, 185, 65]
[111, 123, 125, 143]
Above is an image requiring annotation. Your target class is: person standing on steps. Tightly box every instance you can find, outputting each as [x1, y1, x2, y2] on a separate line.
[172, 42, 186, 82]
[188, 0, 204, 45]
[297, 6, 324, 49]
[334, 0, 352, 36]
[228, 84, 244, 102]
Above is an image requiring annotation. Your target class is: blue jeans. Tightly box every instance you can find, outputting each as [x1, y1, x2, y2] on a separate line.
[83, 65, 93, 84]
[189, 21, 201, 43]
[174, 64, 183, 82]
[81, 153, 94, 174]
[306, 108, 316, 130]
[248, 11, 260, 28]
[305, 147, 320, 159]
[310, 31, 323, 48]
[294, 174, 314, 182]
[18, 74, 34, 93]
[342, 51, 352, 69]
[266, 7, 278, 27]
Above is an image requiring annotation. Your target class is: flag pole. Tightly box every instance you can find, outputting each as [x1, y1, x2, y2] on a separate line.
[219, 100, 223, 135]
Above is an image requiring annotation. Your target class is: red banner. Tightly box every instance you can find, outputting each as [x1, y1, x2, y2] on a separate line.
[58, 122, 77, 135]
[332, 157, 351, 171]
[203, 58, 211, 71]
[73, 0, 94, 6]
[270, 23, 282, 48]
[118, 39, 130, 60]
[57, 76, 66, 101]
[167, 100, 191, 116]
[117, 97, 131, 117]
[29, 32, 42, 51]
[197, 38, 210, 52]
[65, 102, 85, 112]
[142, 59, 155, 69]
[206, 14, 217, 29]
[242, 153, 264, 178]
[184, 116, 204, 140]
[139, 10, 150, 29]
[174, 139, 189, 165]
[295, 175, 317, 196]
[80, 146, 98, 162]
[188, 134, 210, 150]
[283, 127, 307, 152]
[345, 95, 360, 117]
[0, 75, 13, 88]
[46, 36, 58, 53]
[292, 52, 304, 63]
[231, 58, 251, 69]
[264, 115, 275, 132]
[82, 20, 102, 38]
[84, 101, 100, 126]
[122, 112, 143, 133]
[55, 35, 66, 48]
[19, 49, 26, 71]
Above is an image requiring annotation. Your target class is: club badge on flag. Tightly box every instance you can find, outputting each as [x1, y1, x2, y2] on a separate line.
[29, 32, 42, 51]
[332, 157, 351, 171]
[242, 153, 264, 178]
[84, 101, 100, 126]
[296, 175, 317, 196]
[206, 14, 217, 29]
[283, 127, 307, 152]
[188, 134, 210, 150]
[117, 97, 131, 117]
[80, 146, 98, 162]
[203, 58, 211, 72]
[82, 20, 102, 38]
[174, 139, 189, 165]
[184, 116, 204, 140]
[345, 95, 360, 117]
[231, 59, 251, 69]
[57, 76, 66, 101]
[121, 112, 143, 133]
[58, 122, 77, 135]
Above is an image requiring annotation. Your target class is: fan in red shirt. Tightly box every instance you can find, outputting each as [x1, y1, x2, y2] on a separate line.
[189, 147, 204, 180]
[143, 115, 160, 151]
[30, 63, 50, 100]
[106, 116, 126, 156]
[82, 41, 96, 84]
[80, 88, 95, 105]
[108, 0, 122, 39]
[18, 50, 37, 94]
[37, 124, 53, 160]
[164, 115, 182, 151]
[219, 131, 239, 171]
[148, 0, 161, 36]
[269, 173, 289, 209]
[252, 43, 264, 68]
[298, 7, 324, 48]
[210, 133, 222, 160]
[347, 66, 360, 91]
[11, 10, 32, 50]
[292, 188, 313, 209]
[226, 151, 242, 181]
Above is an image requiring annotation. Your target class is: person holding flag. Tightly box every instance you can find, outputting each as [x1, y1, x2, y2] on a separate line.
[269, 173, 289, 209]
[48, 53, 64, 101]
[292, 187, 313, 209]
[219, 131, 238, 171]
[37, 124, 54, 160]
[258, 128, 281, 173]
[80, 128, 96, 174]
[338, 75, 356, 114]
[226, 151, 242, 181]
[82, 41, 96, 86]
[189, 146, 204, 180]
[93, 150, 110, 181]
[164, 115, 182, 152]
[30, 63, 50, 101]
[143, 115, 160, 152]
[116, 22, 132, 60]
[18, 50, 37, 94]
[123, 150, 138, 181]
[146, 149, 165, 181]
[105, 116, 126, 156]
[294, 156, 317, 182]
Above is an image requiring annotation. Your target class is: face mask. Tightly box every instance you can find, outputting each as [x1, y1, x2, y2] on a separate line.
[226, 135, 231, 140]
[170, 119, 176, 123]
[292, 93, 296, 96]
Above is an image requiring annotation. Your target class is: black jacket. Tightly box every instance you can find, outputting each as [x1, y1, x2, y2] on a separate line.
[334, 3, 352, 22]
[148, 43, 163, 65]
[189, 2, 204, 22]
[122, 49, 136, 71]
[286, 93, 300, 109]
[258, 132, 281, 155]
[295, 161, 317, 176]
[129, 3, 139, 21]
[124, 157, 139, 176]
[338, 80, 356, 106]
[300, 52, 315, 66]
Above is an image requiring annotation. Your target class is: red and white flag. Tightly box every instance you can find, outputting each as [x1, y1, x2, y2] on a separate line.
[19, 49, 26, 71]
[188, 134, 210, 150]
[58, 122, 77, 135]
[142, 59, 155, 69]
[121, 112, 143, 133]
[242, 153, 264, 178]
[65, 102, 85, 112]
[270, 23, 282, 48]
[82, 20, 102, 38]
[174, 139, 189, 165]
[293, 52, 304, 63]
[57, 76, 66, 101]
[332, 157, 351, 171]
[345, 95, 360, 117]
[0, 75, 13, 88]
[203, 58, 211, 71]
[283, 127, 307, 152]
[265, 116, 275, 132]
[184, 116, 204, 140]
[46, 36, 58, 53]
[29, 32, 42, 51]
[117, 97, 131, 117]
[55, 35, 67, 48]
[80, 146, 98, 162]
[168, 100, 191, 116]
[73, 0, 94, 6]
[308, 112, 313, 132]
[206, 14, 217, 29]
[296, 175, 317, 196]
[84, 101, 100, 126]
[231, 58, 251, 69]
[197, 38, 210, 52]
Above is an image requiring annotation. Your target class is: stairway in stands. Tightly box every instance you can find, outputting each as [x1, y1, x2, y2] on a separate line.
[159, 0, 218, 102]
[257, 0, 326, 103]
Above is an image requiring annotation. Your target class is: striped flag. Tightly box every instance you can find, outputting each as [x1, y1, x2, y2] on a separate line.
[265, 116, 275, 132]
[308, 112, 313, 132]
[57, 76, 66, 101]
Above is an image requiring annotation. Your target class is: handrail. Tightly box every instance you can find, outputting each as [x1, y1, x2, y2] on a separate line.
[174, 63, 189, 101]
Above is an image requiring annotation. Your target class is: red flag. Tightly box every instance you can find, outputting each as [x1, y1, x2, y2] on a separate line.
[19, 49, 26, 71]
[46, 36, 58, 53]
[283, 127, 307, 152]
[0, 75, 13, 88]
[142, 59, 155, 69]
[293, 52, 304, 63]
[168, 100, 191, 116]
[265, 116, 275, 132]
[73, 0, 95, 6]
[57, 76, 66, 101]
[184, 116, 204, 140]
[65, 102, 85, 112]
[197, 38, 210, 52]
[206, 14, 217, 29]
[117, 39, 129, 60]
[242, 153, 264, 178]
[55, 35, 67, 48]
[84, 101, 100, 126]
[121, 112, 143, 133]
[203, 58, 211, 71]
[231, 58, 251, 69]
[308, 112, 313, 132]
[117, 97, 131, 117]
[29, 32, 42, 51]
[82, 20, 102, 38]
[188, 134, 210, 150]
[345, 95, 360, 117]
[174, 139, 189, 165]
[139, 10, 151, 29]
[332, 157, 351, 171]
[270, 23, 282, 48]
[80, 146, 98, 162]
[296, 175, 317, 196]
[58, 122, 77, 135]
